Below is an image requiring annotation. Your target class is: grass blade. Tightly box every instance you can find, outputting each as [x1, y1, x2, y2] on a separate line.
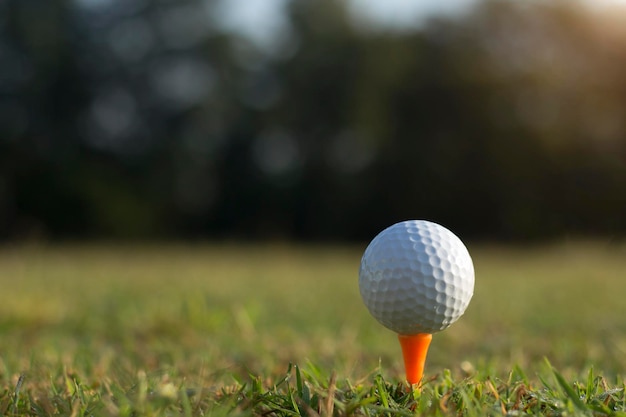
[548, 362, 588, 413]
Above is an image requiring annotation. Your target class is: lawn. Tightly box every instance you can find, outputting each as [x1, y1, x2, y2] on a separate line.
[1, 241, 626, 415]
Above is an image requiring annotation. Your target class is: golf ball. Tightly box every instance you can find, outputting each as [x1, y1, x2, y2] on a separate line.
[359, 220, 474, 335]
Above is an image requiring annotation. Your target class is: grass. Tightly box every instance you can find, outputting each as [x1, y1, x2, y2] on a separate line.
[0, 240, 625, 415]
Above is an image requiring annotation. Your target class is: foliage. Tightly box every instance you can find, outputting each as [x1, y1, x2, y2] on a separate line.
[0, 0, 625, 241]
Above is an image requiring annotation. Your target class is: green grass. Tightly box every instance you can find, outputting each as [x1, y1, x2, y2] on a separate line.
[1, 241, 626, 415]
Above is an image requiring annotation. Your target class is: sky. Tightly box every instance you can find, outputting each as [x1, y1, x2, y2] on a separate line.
[214, 0, 479, 48]
[213, 0, 626, 50]
[73, 0, 453, 49]
[214, 0, 478, 30]
[74, 0, 626, 50]
[347, 0, 478, 26]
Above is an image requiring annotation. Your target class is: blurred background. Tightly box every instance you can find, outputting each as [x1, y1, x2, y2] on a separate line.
[1, 0, 625, 243]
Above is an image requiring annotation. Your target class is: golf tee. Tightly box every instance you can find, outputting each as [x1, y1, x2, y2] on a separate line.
[398, 333, 432, 385]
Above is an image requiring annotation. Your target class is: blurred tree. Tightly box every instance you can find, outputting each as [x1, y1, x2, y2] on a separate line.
[0, 0, 624, 241]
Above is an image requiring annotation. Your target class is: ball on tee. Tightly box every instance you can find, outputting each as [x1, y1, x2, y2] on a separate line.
[359, 220, 474, 335]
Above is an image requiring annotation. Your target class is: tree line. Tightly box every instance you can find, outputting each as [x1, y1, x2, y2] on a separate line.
[0, 0, 625, 242]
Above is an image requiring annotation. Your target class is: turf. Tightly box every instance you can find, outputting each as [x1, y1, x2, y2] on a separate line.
[1, 241, 625, 415]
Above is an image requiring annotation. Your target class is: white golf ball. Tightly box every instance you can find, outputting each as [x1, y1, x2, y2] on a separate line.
[359, 220, 474, 335]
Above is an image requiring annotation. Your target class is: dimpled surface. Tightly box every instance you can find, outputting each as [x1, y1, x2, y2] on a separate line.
[359, 220, 474, 335]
